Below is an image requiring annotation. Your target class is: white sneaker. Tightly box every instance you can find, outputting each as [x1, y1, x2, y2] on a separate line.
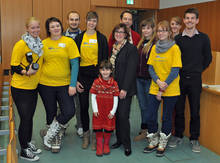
[77, 127, 83, 137]
[44, 120, 61, 149]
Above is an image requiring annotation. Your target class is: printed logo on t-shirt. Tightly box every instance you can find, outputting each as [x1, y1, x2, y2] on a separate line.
[156, 55, 166, 62]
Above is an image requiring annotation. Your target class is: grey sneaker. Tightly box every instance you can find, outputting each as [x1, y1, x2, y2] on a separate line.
[20, 148, 40, 162]
[168, 136, 183, 148]
[190, 140, 201, 153]
[77, 127, 83, 138]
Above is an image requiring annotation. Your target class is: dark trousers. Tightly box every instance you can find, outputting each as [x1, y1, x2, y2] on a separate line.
[115, 96, 132, 149]
[79, 90, 91, 132]
[146, 94, 178, 135]
[38, 84, 75, 125]
[11, 86, 38, 149]
[78, 66, 98, 132]
[175, 75, 202, 140]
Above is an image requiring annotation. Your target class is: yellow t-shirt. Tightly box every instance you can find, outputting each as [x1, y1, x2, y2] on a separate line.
[40, 36, 80, 86]
[10, 40, 43, 90]
[80, 32, 98, 66]
[147, 44, 182, 96]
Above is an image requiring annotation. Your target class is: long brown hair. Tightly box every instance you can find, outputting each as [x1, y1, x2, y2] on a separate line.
[137, 18, 156, 55]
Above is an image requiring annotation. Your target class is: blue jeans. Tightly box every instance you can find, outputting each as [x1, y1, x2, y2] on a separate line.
[146, 94, 178, 135]
[136, 78, 151, 129]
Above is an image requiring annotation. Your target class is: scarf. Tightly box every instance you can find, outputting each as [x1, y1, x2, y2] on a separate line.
[97, 76, 115, 91]
[155, 40, 175, 53]
[64, 28, 81, 39]
[22, 33, 43, 57]
[110, 39, 127, 69]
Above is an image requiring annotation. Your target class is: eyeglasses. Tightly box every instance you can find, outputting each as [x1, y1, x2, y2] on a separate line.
[157, 30, 168, 33]
[115, 31, 125, 34]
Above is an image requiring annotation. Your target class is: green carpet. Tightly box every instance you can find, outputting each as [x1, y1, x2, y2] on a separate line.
[10, 96, 220, 163]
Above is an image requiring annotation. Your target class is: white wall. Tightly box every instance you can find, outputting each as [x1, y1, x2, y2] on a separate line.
[160, 0, 216, 9]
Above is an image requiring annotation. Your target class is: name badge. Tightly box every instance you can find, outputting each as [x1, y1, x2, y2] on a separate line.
[58, 43, 66, 48]
[89, 39, 97, 44]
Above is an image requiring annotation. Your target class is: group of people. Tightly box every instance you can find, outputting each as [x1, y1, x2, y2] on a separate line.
[10, 7, 212, 162]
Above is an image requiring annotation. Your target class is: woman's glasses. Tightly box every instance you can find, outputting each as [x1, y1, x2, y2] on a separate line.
[157, 30, 168, 33]
[115, 31, 125, 34]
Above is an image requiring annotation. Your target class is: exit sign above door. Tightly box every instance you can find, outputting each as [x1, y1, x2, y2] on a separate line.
[126, 0, 134, 5]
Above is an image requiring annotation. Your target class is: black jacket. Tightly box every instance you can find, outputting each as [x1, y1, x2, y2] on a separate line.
[114, 42, 138, 96]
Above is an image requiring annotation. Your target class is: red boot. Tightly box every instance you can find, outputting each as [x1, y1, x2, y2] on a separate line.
[96, 132, 103, 157]
[103, 132, 111, 155]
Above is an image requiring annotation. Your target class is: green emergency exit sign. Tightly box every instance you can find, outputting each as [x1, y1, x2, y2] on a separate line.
[127, 0, 134, 5]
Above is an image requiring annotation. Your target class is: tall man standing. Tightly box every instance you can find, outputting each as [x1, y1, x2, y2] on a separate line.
[108, 10, 140, 55]
[63, 11, 83, 138]
[169, 8, 212, 153]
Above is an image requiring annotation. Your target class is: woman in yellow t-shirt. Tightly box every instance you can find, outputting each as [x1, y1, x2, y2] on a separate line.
[144, 20, 182, 157]
[74, 11, 108, 149]
[38, 17, 80, 151]
[10, 17, 43, 161]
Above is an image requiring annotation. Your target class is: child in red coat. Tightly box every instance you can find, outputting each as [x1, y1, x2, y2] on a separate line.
[90, 60, 119, 156]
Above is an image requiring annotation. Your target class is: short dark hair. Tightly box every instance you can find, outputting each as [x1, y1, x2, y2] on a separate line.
[112, 23, 130, 41]
[67, 11, 80, 20]
[120, 10, 133, 20]
[45, 17, 63, 37]
[184, 8, 199, 19]
[86, 11, 98, 21]
[99, 60, 113, 71]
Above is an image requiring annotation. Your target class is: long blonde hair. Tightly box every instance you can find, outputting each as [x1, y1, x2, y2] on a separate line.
[137, 18, 156, 55]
